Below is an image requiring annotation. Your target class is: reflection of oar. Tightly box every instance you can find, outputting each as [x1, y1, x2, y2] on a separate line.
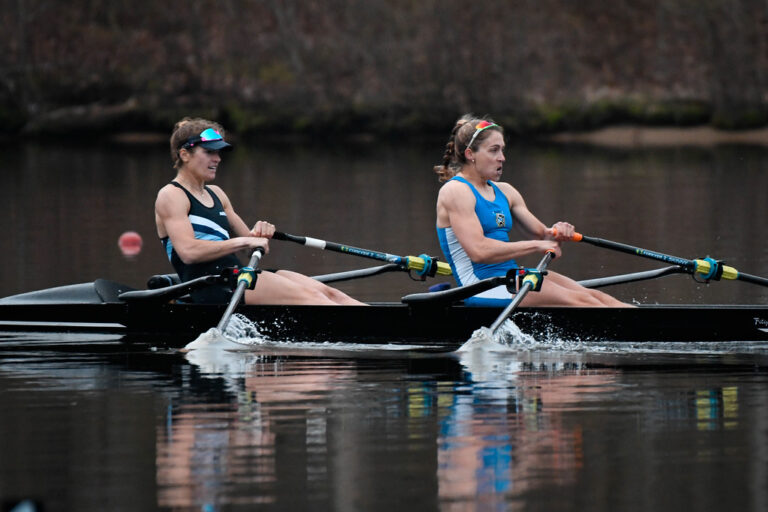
[489, 251, 556, 334]
[571, 233, 768, 287]
[273, 231, 452, 277]
[216, 247, 265, 332]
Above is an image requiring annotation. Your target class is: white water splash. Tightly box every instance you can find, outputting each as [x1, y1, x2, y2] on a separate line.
[457, 318, 584, 353]
[183, 313, 435, 369]
[182, 314, 271, 374]
[183, 314, 271, 351]
[183, 332, 266, 375]
[182, 314, 768, 373]
[222, 313, 267, 341]
[456, 321, 593, 385]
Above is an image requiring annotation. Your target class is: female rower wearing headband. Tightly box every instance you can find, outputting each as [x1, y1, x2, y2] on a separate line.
[155, 117, 364, 305]
[433, 114, 628, 307]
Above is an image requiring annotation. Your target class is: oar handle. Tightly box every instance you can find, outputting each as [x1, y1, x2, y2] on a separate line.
[550, 226, 582, 242]
[246, 246, 266, 266]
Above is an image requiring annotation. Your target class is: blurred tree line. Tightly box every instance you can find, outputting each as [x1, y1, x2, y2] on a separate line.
[1, 0, 767, 138]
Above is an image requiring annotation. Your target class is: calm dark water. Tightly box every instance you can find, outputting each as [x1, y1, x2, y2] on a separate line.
[1, 336, 767, 512]
[1, 139, 768, 511]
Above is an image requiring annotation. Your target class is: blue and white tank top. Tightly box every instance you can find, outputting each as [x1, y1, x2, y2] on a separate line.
[437, 176, 518, 306]
[161, 182, 241, 302]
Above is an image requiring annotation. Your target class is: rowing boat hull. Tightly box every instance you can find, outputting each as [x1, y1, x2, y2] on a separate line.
[1, 300, 767, 348]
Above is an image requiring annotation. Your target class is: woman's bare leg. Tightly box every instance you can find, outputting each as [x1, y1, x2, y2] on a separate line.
[519, 271, 631, 307]
[245, 270, 366, 305]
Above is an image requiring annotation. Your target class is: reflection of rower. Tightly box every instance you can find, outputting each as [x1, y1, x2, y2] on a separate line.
[695, 387, 739, 430]
[436, 352, 621, 502]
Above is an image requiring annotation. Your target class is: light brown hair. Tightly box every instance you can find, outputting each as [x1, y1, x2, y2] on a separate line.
[433, 114, 503, 182]
[169, 117, 227, 169]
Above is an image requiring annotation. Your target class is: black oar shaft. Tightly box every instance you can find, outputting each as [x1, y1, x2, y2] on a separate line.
[273, 231, 452, 276]
[217, 248, 265, 332]
[490, 251, 555, 334]
[574, 233, 768, 288]
[274, 231, 403, 263]
[577, 235, 695, 270]
[312, 264, 402, 283]
[402, 275, 507, 304]
[737, 272, 768, 287]
[577, 266, 687, 289]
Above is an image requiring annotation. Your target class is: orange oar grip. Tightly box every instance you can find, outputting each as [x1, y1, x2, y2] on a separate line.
[551, 227, 583, 242]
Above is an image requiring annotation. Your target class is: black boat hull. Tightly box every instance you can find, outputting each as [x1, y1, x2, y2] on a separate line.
[1, 279, 766, 348]
[1, 300, 767, 348]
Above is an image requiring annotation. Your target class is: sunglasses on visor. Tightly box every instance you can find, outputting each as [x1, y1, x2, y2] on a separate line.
[179, 128, 231, 151]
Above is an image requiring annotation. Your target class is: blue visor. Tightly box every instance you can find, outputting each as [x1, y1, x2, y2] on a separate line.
[180, 128, 232, 151]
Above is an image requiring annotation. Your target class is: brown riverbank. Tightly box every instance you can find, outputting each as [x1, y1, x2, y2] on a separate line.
[4, 2, 768, 139]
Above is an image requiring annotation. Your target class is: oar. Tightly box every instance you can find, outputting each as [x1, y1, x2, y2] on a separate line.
[402, 275, 507, 304]
[577, 265, 687, 289]
[402, 264, 686, 305]
[216, 247, 265, 332]
[571, 233, 768, 287]
[311, 264, 402, 283]
[489, 250, 556, 334]
[273, 231, 452, 277]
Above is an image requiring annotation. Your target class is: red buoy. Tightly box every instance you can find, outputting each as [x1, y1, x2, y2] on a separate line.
[118, 231, 143, 257]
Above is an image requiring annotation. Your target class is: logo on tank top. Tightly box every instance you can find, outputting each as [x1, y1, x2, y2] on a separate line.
[495, 212, 506, 227]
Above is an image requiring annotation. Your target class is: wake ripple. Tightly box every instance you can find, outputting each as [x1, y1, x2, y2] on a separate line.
[458, 319, 585, 353]
[457, 318, 768, 355]
[182, 314, 433, 361]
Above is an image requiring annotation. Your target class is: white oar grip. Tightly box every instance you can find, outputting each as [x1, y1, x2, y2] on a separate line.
[304, 237, 327, 250]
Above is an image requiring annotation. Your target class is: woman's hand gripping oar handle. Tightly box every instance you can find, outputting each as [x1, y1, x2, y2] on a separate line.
[216, 247, 265, 332]
[489, 250, 556, 334]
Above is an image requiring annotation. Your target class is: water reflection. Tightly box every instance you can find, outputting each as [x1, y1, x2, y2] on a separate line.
[436, 351, 617, 508]
[1, 337, 767, 511]
[161, 347, 768, 511]
[158, 356, 433, 510]
[695, 387, 739, 430]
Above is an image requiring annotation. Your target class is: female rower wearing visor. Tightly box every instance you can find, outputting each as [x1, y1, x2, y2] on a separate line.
[433, 114, 629, 307]
[155, 117, 364, 305]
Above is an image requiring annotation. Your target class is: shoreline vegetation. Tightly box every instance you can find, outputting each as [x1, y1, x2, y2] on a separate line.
[12, 100, 768, 148]
[15, 100, 768, 149]
[4, 2, 768, 147]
